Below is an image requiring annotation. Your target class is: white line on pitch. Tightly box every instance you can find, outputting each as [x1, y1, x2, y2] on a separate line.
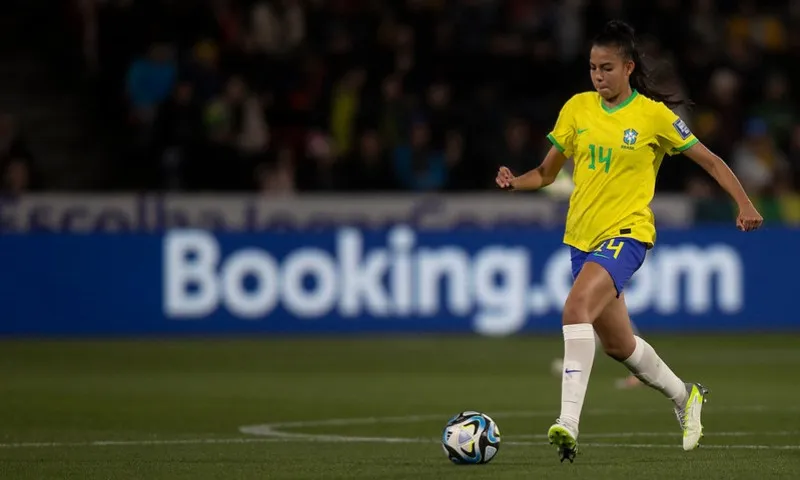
[241, 405, 792, 433]
[505, 441, 800, 451]
[4, 406, 797, 450]
[3, 436, 800, 451]
[234, 407, 800, 452]
[511, 431, 800, 439]
[0, 438, 285, 449]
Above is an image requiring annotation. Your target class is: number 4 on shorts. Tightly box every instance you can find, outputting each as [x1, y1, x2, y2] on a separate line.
[606, 239, 624, 259]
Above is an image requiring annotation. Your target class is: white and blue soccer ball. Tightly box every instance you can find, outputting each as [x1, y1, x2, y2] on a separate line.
[441, 411, 501, 464]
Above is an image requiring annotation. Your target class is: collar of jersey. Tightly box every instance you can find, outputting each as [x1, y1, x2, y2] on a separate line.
[600, 89, 639, 114]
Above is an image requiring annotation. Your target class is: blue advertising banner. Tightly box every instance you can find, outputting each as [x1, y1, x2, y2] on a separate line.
[0, 226, 796, 337]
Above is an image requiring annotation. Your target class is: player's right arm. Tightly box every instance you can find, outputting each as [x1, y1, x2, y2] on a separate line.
[496, 95, 577, 191]
[495, 147, 568, 191]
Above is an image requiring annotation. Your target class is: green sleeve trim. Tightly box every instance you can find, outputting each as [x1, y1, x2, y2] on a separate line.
[547, 133, 566, 153]
[675, 137, 699, 153]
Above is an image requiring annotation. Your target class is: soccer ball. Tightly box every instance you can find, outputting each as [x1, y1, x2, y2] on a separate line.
[441, 411, 501, 464]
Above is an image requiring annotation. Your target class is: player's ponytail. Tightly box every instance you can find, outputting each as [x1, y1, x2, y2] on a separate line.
[592, 20, 690, 109]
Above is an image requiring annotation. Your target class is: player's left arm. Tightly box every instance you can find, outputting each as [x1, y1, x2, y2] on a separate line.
[656, 107, 762, 232]
[682, 142, 763, 232]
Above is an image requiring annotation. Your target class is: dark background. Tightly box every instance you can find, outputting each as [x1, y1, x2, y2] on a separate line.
[1, 0, 798, 207]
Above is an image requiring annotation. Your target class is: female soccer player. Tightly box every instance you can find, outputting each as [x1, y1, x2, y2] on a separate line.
[495, 20, 763, 463]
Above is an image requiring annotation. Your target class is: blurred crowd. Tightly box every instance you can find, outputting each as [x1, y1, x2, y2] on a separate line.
[32, 0, 800, 207]
[0, 114, 40, 195]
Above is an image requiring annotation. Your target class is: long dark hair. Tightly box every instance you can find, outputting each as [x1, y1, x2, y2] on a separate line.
[592, 20, 690, 109]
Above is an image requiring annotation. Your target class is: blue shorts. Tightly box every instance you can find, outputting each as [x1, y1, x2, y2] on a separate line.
[570, 238, 648, 297]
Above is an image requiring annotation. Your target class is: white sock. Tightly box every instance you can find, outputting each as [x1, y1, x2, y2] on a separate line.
[623, 336, 688, 406]
[559, 324, 596, 433]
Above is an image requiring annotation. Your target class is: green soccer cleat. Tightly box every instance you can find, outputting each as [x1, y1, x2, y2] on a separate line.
[674, 382, 709, 451]
[547, 421, 578, 463]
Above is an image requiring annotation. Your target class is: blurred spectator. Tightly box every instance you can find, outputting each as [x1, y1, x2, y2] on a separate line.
[751, 72, 795, 151]
[787, 125, 800, 190]
[301, 130, 347, 191]
[202, 75, 268, 189]
[694, 68, 743, 160]
[553, 0, 584, 61]
[0, 115, 32, 165]
[152, 81, 205, 190]
[726, 0, 786, 53]
[257, 146, 296, 196]
[497, 117, 539, 177]
[185, 40, 223, 104]
[250, 0, 306, 54]
[329, 67, 366, 158]
[689, 176, 735, 223]
[378, 75, 410, 150]
[425, 80, 456, 148]
[444, 130, 470, 190]
[2, 160, 32, 195]
[731, 118, 791, 196]
[125, 42, 177, 126]
[347, 128, 396, 191]
[0, 115, 38, 193]
[689, 0, 724, 55]
[393, 116, 447, 191]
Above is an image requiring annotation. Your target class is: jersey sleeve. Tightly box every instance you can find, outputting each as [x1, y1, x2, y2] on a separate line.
[655, 104, 699, 155]
[546, 96, 578, 157]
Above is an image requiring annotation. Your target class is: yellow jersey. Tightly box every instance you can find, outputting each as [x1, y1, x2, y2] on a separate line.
[546, 90, 698, 251]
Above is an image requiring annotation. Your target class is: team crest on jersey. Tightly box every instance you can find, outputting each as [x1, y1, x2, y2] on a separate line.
[623, 129, 638, 146]
[673, 119, 691, 139]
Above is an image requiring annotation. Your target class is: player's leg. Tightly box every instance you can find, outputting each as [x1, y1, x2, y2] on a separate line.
[548, 247, 590, 383]
[615, 320, 643, 389]
[548, 260, 618, 462]
[550, 319, 641, 388]
[594, 307, 642, 389]
[594, 295, 684, 399]
[594, 288, 708, 450]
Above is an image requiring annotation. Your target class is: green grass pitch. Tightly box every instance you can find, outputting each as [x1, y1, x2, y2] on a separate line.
[1, 334, 799, 479]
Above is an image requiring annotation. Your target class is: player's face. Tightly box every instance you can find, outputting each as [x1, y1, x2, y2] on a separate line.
[589, 45, 634, 100]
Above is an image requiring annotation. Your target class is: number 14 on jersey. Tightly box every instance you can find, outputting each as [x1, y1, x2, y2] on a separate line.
[588, 144, 612, 173]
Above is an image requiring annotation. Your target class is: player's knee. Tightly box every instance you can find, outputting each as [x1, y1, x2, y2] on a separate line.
[602, 337, 636, 361]
[603, 344, 631, 362]
[562, 297, 592, 326]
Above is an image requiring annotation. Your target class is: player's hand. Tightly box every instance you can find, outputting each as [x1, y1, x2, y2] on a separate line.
[736, 203, 763, 232]
[495, 166, 515, 190]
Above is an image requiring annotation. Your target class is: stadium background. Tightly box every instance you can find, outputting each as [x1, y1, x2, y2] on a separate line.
[1, 1, 799, 479]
